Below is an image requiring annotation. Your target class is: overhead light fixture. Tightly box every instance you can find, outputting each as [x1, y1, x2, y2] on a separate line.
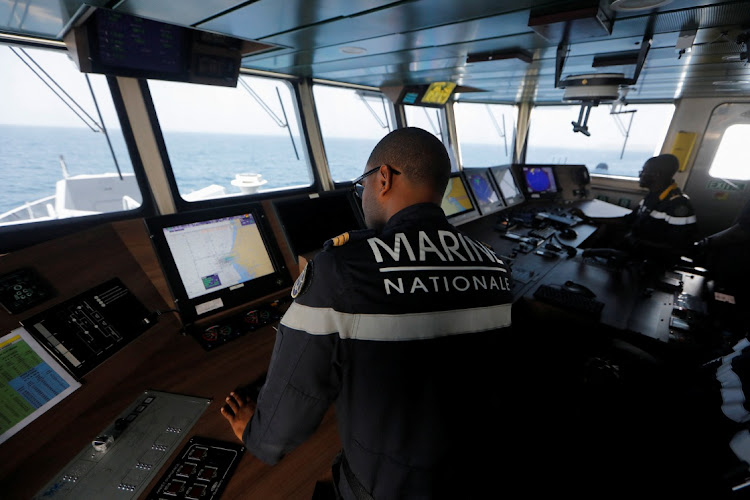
[713, 81, 750, 85]
[609, 0, 673, 12]
[340, 46, 367, 55]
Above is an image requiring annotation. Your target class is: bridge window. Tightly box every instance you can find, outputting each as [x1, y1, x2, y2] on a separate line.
[149, 75, 311, 201]
[526, 103, 674, 178]
[0, 44, 139, 227]
[314, 84, 393, 182]
[454, 103, 517, 168]
[405, 106, 459, 172]
[709, 124, 749, 180]
[405, 106, 445, 143]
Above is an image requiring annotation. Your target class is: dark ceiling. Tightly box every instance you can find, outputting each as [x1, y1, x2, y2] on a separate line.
[2, 0, 749, 103]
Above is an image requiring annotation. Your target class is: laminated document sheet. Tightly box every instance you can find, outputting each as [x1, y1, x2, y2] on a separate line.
[0, 327, 81, 445]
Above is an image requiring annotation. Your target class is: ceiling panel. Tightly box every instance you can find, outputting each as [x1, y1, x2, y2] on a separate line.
[1, 0, 748, 102]
[0, 0, 107, 38]
[114, 0, 246, 28]
[195, 0, 400, 40]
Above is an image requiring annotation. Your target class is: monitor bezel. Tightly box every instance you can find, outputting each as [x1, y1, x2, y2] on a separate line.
[518, 164, 562, 200]
[145, 202, 292, 325]
[489, 165, 525, 207]
[442, 172, 480, 225]
[271, 189, 366, 262]
[462, 167, 506, 216]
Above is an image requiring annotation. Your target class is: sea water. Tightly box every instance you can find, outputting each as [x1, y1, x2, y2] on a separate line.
[0, 124, 651, 215]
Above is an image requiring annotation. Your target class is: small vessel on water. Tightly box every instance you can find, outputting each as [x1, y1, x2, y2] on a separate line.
[0, 157, 267, 225]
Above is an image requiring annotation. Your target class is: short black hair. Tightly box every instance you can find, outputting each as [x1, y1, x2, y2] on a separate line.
[643, 154, 679, 179]
[366, 127, 451, 196]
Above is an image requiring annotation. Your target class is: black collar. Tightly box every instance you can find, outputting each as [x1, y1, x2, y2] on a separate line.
[382, 203, 446, 232]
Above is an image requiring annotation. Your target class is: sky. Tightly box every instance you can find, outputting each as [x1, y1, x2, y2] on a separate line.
[1, 43, 674, 149]
[0, 45, 387, 138]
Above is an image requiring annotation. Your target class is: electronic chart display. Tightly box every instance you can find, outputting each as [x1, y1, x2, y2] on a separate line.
[161, 214, 275, 300]
[146, 203, 291, 323]
[440, 173, 478, 225]
[441, 175, 474, 217]
[490, 166, 525, 206]
[464, 168, 505, 215]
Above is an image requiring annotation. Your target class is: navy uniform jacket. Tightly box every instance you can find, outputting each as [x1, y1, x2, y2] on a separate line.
[243, 203, 514, 499]
[626, 183, 697, 253]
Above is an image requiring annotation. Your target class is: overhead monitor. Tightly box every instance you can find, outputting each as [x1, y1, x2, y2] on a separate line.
[63, 6, 279, 86]
[463, 167, 505, 215]
[441, 173, 478, 225]
[520, 165, 560, 200]
[272, 190, 365, 261]
[490, 165, 525, 207]
[145, 203, 291, 324]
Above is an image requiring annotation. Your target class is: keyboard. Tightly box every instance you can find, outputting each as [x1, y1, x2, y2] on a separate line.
[529, 226, 557, 239]
[533, 284, 605, 318]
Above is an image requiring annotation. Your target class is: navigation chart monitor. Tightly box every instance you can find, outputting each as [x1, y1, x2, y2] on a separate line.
[145, 203, 291, 324]
[521, 165, 559, 200]
[441, 173, 478, 225]
[463, 168, 505, 215]
[490, 165, 525, 207]
[272, 190, 365, 261]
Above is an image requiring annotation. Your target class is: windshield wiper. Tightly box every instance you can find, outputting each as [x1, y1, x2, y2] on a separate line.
[420, 107, 443, 138]
[610, 101, 637, 160]
[239, 78, 300, 160]
[355, 90, 392, 131]
[10, 47, 123, 179]
[10, 46, 101, 132]
[485, 104, 509, 156]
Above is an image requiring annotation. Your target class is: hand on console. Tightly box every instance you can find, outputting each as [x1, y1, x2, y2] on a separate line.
[221, 391, 256, 443]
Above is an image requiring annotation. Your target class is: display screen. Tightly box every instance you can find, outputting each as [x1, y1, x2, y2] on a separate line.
[522, 166, 558, 196]
[441, 175, 475, 217]
[162, 213, 275, 300]
[402, 91, 420, 104]
[465, 170, 504, 213]
[273, 192, 364, 258]
[491, 167, 524, 206]
[92, 9, 186, 75]
[146, 204, 291, 323]
[421, 82, 456, 105]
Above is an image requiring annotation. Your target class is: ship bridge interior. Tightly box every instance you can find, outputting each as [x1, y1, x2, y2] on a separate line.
[1, 1, 750, 499]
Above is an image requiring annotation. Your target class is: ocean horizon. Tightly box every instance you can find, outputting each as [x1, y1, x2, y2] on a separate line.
[1, 124, 651, 215]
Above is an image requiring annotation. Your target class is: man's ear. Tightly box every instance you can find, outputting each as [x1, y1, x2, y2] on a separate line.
[378, 165, 394, 197]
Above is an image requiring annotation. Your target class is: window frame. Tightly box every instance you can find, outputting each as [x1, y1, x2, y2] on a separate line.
[707, 122, 750, 181]
[523, 101, 675, 181]
[310, 82, 395, 190]
[145, 71, 321, 213]
[0, 42, 156, 254]
[453, 101, 519, 170]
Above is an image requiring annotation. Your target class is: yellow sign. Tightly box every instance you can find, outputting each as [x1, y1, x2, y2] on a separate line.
[421, 82, 456, 105]
[670, 131, 697, 171]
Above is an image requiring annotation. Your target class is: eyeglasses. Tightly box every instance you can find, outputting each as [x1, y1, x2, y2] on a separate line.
[352, 165, 400, 199]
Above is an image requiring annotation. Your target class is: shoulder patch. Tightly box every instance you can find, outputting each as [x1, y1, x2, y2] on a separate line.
[331, 232, 350, 247]
[291, 261, 313, 299]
